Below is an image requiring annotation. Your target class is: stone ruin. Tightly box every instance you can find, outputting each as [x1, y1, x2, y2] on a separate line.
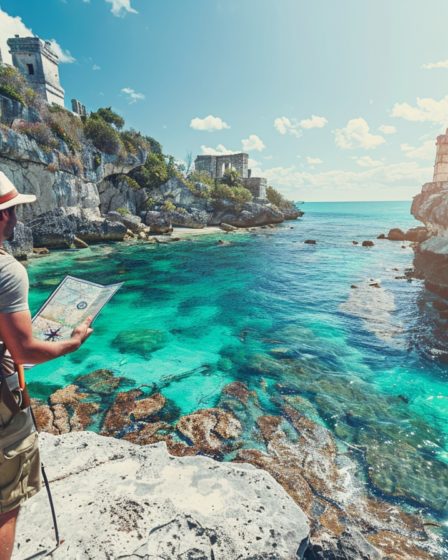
[195, 152, 267, 199]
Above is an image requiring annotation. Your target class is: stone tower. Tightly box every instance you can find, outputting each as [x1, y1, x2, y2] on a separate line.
[433, 129, 448, 182]
[7, 35, 65, 107]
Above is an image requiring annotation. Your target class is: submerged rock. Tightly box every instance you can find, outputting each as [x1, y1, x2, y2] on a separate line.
[113, 328, 167, 357]
[14, 432, 310, 559]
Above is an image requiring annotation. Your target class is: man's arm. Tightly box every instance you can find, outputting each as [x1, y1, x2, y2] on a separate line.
[0, 310, 93, 365]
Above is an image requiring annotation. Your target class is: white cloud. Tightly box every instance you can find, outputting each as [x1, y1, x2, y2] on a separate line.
[0, 9, 75, 65]
[274, 116, 301, 137]
[190, 115, 230, 132]
[92, 64, 101, 71]
[300, 115, 328, 129]
[391, 95, 448, 124]
[355, 156, 383, 168]
[422, 59, 448, 70]
[274, 114, 328, 137]
[201, 144, 236, 156]
[334, 118, 385, 150]
[378, 124, 396, 135]
[48, 39, 75, 63]
[306, 156, 323, 165]
[259, 161, 431, 201]
[105, 0, 138, 17]
[121, 87, 145, 104]
[400, 140, 435, 161]
[241, 134, 266, 152]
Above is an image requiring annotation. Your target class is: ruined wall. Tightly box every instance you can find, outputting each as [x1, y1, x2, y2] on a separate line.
[433, 129, 448, 182]
[195, 153, 249, 179]
[242, 177, 267, 199]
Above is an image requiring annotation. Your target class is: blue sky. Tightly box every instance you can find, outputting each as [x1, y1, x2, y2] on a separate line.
[1, 0, 448, 201]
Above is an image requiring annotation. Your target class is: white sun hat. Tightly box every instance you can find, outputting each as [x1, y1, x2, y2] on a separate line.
[0, 171, 36, 211]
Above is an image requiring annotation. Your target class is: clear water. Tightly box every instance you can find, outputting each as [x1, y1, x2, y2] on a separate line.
[25, 201, 448, 535]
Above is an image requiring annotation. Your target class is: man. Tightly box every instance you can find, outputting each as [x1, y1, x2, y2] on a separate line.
[0, 171, 93, 560]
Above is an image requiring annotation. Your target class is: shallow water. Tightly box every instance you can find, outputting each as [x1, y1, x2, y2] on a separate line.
[25, 201, 448, 537]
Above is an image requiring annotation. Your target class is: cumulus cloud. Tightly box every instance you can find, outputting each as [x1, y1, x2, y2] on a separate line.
[334, 118, 385, 150]
[300, 115, 328, 129]
[422, 59, 448, 70]
[391, 95, 448, 124]
[241, 134, 265, 152]
[121, 87, 145, 104]
[306, 156, 323, 165]
[355, 156, 383, 167]
[201, 144, 236, 156]
[92, 64, 101, 71]
[190, 115, 230, 132]
[259, 161, 431, 200]
[378, 124, 396, 135]
[274, 117, 301, 137]
[0, 8, 75, 64]
[105, 0, 138, 17]
[400, 140, 435, 161]
[48, 39, 75, 63]
[274, 114, 328, 137]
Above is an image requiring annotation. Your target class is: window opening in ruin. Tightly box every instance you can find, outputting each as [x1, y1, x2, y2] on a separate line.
[27, 63, 34, 75]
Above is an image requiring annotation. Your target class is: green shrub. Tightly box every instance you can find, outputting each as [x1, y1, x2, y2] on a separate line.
[163, 200, 176, 212]
[0, 84, 25, 105]
[117, 174, 141, 191]
[130, 152, 169, 190]
[144, 135, 163, 155]
[93, 153, 102, 168]
[46, 105, 83, 153]
[94, 107, 124, 130]
[13, 121, 58, 150]
[116, 207, 130, 216]
[84, 116, 123, 155]
[121, 129, 150, 155]
[221, 168, 242, 188]
[188, 170, 214, 187]
[266, 186, 291, 209]
[145, 196, 156, 209]
[211, 183, 252, 204]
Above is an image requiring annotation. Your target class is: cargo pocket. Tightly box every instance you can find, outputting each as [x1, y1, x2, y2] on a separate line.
[0, 432, 39, 510]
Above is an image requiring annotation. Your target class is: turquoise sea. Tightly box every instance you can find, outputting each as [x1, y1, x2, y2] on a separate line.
[25, 201, 448, 543]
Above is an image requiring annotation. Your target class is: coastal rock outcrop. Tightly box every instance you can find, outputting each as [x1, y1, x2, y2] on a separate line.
[210, 200, 285, 227]
[4, 220, 33, 259]
[13, 432, 310, 559]
[410, 130, 448, 292]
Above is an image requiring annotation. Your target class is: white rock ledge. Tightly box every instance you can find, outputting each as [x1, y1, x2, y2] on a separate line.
[13, 432, 309, 559]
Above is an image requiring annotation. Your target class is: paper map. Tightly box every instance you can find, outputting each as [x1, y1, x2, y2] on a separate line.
[32, 275, 123, 342]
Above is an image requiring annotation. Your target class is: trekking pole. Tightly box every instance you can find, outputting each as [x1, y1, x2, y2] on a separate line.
[18, 365, 61, 549]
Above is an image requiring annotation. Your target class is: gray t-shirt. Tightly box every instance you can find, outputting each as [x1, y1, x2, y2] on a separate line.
[0, 250, 29, 377]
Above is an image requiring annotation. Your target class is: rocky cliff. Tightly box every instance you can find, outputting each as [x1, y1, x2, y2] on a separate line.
[0, 125, 146, 252]
[411, 130, 448, 293]
[13, 431, 309, 559]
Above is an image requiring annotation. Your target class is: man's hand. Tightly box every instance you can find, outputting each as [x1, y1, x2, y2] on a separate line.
[71, 316, 94, 348]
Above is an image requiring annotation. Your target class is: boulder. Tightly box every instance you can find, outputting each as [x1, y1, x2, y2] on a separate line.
[220, 222, 238, 232]
[144, 210, 173, 234]
[304, 239, 316, 245]
[4, 221, 33, 259]
[14, 432, 310, 559]
[30, 208, 126, 248]
[362, 240, 375, 247]
[106, 210, 145, 233]
[404, 226, 430, 243]
[387, 228, 406, 241]
[169, 208, 210, 229]
[210, 201, 285, 228]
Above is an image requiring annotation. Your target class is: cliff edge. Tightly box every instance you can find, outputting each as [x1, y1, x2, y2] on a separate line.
[13, 431, 309, 560]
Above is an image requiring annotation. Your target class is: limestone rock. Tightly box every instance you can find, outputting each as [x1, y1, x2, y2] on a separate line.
[387, 228, 406, 241]
[210, 201, 285, 228]
[176, 408, 242, 456]
[220, 222, 238, 232]
[362, 240, 374, 247]
[4, 221, 33, 259]
[106, 210, 145, 233]
[169, 208, 210, 229]
[144, 210, 173, 234]
[13, 432, 310, 559]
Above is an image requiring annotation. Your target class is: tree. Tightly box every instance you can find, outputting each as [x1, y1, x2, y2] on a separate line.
[94, 107, 125, 130]
[131, 152, 169, 190]
[185, 151, 193, 175]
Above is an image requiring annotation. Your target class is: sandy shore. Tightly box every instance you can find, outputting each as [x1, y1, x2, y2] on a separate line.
[169, 226, 223, 238]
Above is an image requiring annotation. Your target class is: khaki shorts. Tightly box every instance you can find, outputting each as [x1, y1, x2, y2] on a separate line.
[0, 387, 41, 514]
